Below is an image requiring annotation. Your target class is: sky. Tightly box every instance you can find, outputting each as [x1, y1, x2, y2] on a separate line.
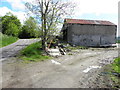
[0, 0, 119, 36]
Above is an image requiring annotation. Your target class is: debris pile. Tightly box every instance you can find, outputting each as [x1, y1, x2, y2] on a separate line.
[45, 36, 79, 57]
[46, 38, 68, 57]
[46, 46, 67, 57]
[47, 48, 61, 57]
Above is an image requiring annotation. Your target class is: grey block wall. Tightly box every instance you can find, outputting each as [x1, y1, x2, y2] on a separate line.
[67, 24, 117, 46]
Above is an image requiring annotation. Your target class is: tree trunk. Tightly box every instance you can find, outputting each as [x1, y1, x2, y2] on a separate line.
[41, 14, 47, 51]
[42, 39, 46, 50]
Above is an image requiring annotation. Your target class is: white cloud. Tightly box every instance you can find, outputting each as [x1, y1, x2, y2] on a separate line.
[71, 0, 119, 16]
[0, 0, 36, 24]
[1, 0, 119, 25]
[0, 7, 12, 16]
[4, 0, 25, 10]
[2, 0, 119, 16]
[0, 7, 27, 24]
[3, 0, 36, 11]
[13, 11, 27, 24]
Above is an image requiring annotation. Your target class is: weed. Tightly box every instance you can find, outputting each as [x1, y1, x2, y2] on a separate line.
[68, 53, 73, 55]
[66, 46, 88, 50]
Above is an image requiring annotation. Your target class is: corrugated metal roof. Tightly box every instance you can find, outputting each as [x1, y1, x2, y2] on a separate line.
[65, 19, 116, 26]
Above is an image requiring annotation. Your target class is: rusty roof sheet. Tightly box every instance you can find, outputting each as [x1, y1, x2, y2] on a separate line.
[65, 19, 116, 26]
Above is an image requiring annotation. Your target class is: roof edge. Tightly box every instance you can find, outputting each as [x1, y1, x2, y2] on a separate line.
[64, 18, 116, 26]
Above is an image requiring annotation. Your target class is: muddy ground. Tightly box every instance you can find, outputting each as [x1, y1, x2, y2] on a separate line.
[1, 46, 119, 88]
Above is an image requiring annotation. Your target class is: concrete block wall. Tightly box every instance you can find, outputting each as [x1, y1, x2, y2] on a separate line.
[71, 34, 116, 46]
[71, 24, 116, 35]
[67, 24, 116, 46]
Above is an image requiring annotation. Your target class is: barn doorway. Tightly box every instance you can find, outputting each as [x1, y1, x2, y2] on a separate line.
[63, 29, 67, 41]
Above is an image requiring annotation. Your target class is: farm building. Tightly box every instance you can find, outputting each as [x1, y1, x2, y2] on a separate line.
[61, 19, 117, 46]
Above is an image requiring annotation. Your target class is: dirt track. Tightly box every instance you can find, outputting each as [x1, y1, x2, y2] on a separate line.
[2, 46, 119, 88]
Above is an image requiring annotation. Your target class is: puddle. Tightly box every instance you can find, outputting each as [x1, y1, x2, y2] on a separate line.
[101, 72, 120, 77]
[51, 60, 61, 65]
[83, 66, 101, 73]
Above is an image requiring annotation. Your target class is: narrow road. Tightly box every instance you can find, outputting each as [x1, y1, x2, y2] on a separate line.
[2, 47, 119, 88]
[0, 39, 40, 61]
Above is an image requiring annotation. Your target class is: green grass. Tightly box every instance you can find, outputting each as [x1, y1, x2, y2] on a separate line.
[111, 57, 120, 88]
[116, 40, 120, 43]
[20, 41, 51, 62]
[66, 46, 88, 50]
[0, 33, 18, 48]
[101, 57, 120, 88]
[112, 57, 120, 73]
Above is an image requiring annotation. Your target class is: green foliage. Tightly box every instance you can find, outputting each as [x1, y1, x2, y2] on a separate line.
[20, 42, 51, 62]
[1, 12, 41, 38]
[116, 40, 120, 43]
[0, 32, 18, 48]
[19, 17, 39, 38]
[112, 57, 120, 73]
[1, 12, 21, 36]
[5, 22, 19, 37]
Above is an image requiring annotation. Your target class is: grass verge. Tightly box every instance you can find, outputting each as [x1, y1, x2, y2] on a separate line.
[20, 41, 51, 62]
[0, 33, 18, 48]
[110, 57, 120, 88]
[101, 57, 120, 88]
[112, 57, 120, 73]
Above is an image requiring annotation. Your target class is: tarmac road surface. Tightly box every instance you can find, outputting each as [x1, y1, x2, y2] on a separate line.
[0, 39, 40, 61]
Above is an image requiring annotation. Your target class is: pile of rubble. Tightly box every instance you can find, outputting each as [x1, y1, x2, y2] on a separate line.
[45, 38, 71, 57]
[46, 45, 67, 57]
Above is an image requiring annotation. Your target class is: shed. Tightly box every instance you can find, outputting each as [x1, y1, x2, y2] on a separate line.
[61, 19, 117, 46]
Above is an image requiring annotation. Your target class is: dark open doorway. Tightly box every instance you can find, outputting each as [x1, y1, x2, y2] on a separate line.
[63, 29, 67, 41]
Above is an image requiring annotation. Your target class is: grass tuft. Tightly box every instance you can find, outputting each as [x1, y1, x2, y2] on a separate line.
[20, 41, 51, 62]
[112, 57, 120, 73]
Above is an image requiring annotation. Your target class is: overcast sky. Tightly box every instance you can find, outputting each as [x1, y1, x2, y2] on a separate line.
[0, 0, 119, 36]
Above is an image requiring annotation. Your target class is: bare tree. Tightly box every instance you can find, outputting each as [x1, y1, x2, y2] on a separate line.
[25, 0, 75, 51]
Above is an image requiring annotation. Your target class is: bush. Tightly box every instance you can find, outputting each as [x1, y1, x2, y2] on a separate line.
[19, 17, 39, 39]
[2, 12, 21, 36]
[19, 25, 36, 38]
[5, 22, 19, 37]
